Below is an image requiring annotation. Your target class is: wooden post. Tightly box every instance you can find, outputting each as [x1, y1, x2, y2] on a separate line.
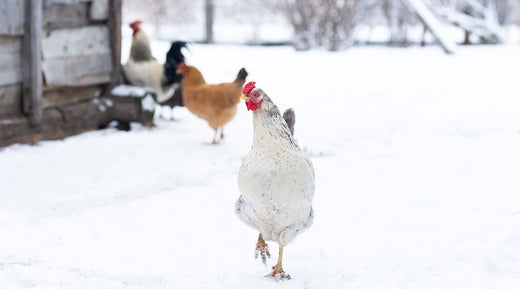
[22, 0, 43, 124]
[204, 0, 214, 44]
[401, 0, 456, 54]
[108, 0, 122, 86]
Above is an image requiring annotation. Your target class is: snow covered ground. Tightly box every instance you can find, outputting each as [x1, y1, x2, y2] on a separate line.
[1, 43, 520, 289]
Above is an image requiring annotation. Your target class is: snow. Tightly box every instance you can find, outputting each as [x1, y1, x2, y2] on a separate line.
[141, 94, 156, 113]
[110, 85, 155, 98]
[2, 42, 520, 289]
[110, 85, 158, 113]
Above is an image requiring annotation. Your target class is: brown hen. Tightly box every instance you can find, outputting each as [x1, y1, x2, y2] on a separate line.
[176, 63, 248, 144]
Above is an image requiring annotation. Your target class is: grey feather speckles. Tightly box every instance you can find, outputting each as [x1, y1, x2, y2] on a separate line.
[235, 196, 244, 214]
[283, 108, 295, 136]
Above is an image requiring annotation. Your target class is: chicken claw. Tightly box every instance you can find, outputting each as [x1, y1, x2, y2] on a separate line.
[255, 234, 270, 265]
[266, 269, 291, 282]
[265, 246, 290, 281]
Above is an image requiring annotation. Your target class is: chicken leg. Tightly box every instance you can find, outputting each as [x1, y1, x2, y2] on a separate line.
[211, 128, 220, 144]
[211, 127, 226, 144]
[266, 246, 290, 281]
[255, 234, 270, 265]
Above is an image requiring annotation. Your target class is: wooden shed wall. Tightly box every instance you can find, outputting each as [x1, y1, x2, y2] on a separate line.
[0, 1, 24, 118]
[0, 36, 22, 117]
[0, 0, 122, 147]
[42, 25, 113, 86]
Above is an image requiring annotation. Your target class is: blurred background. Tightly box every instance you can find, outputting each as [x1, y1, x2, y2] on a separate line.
[122, 0, 520, 50]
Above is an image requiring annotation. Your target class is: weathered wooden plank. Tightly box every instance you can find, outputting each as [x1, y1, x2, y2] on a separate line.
[22, 0, 43, 124]
[0, 36, 22, 86]
[0, 84, 22, 117]
[42, 53, 113, 86]
[43, 85, 103, 107]
[44, 0, 90, 5]
[0, 53, 22, 86]
[90, 0, 108, 21]
[41, 25, 113, 86]
[41, 25, 111, 59]
[0, 35, 22, 53]
[108, 0, 122, 86]
[0, 1, 25, 35]
[43, 2, 89, 30]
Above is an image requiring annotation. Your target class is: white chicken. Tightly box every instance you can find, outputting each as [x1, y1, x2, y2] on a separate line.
[123, 20, 186, 104]
[123, 21, 163, 97]
[235, 81, 315, 280]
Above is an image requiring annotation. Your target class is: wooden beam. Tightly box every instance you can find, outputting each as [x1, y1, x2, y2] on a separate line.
[22, 0, 43, 124]
[204, 0, 215, 44]
[0, 99, 113, 147]
[0, 87, 156, 148]
[108, 0, 122, 87]
[402, 0, 456, 54]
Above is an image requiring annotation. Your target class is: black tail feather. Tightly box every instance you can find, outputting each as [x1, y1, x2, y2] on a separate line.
[235, 68, 248, 85]
[283, 108, 295, 136]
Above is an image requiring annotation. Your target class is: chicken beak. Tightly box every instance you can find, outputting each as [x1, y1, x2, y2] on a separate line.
[241, 95, 251, 101]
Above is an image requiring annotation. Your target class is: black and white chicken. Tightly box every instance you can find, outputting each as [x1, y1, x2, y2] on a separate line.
[235, 81, 315, 280]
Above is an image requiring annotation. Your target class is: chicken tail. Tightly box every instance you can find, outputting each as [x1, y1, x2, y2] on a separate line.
[234, 68, 248, 87]
[163, 41, 188, 87]
[283, 108, 295, 136]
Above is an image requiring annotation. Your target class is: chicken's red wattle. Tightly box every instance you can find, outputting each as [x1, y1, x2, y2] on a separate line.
[246, 100, 260, 111]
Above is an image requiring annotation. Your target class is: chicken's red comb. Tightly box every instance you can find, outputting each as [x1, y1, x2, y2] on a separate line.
[243, 81, 256, 95]
[129, 20, 142, 29]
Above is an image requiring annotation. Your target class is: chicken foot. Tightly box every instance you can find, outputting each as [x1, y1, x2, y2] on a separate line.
[255, 234, 270, 265]
[266, 246, 291, 281]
